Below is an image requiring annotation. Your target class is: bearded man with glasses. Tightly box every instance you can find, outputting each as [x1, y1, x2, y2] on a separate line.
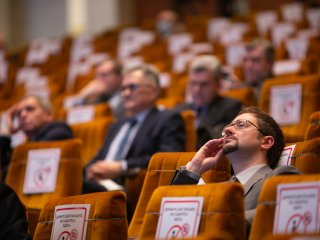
[172, 106, 299, 235]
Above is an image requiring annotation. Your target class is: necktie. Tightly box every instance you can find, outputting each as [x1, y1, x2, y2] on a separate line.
[114, 118, 137, 160]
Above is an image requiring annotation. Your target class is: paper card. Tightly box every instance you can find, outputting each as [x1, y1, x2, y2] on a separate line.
[273, 60, 301, 76]
[272, 22, 296, 48]
[307, 8, 320, 29]
[286, 37, 309, 60]
[255, 10, 278, 37]
[188, 43, 213, 54]
[225, 43, 246, 66]
[156, 197, 204, 239]
[67, 106, 95, 124]
[278, 144, 296, 166]
[281, 2, 304, 23]
[219, 23, 248, 46]
[16, 67, 40, 85]
[51, 204, 91, 240]
[168, 33, 193, 55]
[297, 29, 319, 39]
[207, 17, 231, 41]
[23, 148, 61, 194]
[159, 73, 171, 88]
[172, 52, 195, 73]
[270, 84, 302, 125]
[273, 182, 320, 234]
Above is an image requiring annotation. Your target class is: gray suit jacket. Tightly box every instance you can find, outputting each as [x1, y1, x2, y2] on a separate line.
[172, 165, 300, 225]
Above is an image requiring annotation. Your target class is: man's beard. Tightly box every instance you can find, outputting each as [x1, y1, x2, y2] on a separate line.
[223, 140, 238, 154]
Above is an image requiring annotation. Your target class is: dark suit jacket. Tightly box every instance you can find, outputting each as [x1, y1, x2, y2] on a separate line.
[29, 121, 73, 142]
[0, 182, 31, 240]
[175, 95, 242, 149]
[88, 107, 186, 170]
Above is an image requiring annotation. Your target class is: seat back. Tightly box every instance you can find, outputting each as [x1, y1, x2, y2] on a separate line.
[56, 102, 112, 122]
[221, 87, 257, 107]
[249, 174, 320, 240]
[305, 111, 320, 140]
[139, 183, 245, 240]
[180, 110, 197, 151]
[128, 152, 230, 239]
[259, 74, 320, 142]
[33, 191, 128, 240]
[70, 117, 115, 164]
[288, 138, 320, 174]
[5, 139, 83, 209]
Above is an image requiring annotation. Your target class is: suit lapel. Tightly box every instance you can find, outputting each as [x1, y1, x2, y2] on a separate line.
[243, 165, 272, 196]
[126, 108, 158, 156]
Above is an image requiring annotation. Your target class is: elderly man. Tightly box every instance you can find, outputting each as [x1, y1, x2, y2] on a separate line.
[75, 58, 124, 118]
[85, 64, 186, 191]
[175, 55, 242, 149]
[0, 95, 73, 179]
[172, 107, 299, 235]
[241, 39, 275, 99]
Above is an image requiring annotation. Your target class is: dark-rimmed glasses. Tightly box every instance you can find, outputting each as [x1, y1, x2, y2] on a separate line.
[222, 119, 267, 136]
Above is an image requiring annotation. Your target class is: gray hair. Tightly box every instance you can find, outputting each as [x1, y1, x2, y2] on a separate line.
[124, 64, 160, 88]
[189, 55, 222, 81]
[20, 95, 53, 113]
[245, 39, 275, 63]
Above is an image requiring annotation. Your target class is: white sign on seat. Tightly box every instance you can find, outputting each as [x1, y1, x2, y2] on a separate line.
[274, 182, 320, 234]
[23, 148, 61, 194]
[51, 204, 90, 240]
[67, 106, 95, 124]
[270, 83, 302, 125]
[156, 197, 203, 239]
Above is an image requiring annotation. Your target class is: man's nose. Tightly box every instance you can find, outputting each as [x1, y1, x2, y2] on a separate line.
[224, 125, 235, 136]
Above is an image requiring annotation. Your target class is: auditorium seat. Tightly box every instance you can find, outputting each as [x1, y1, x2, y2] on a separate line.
[139, 183, 245, 239]
[288, 138, 320, 174]
[70, 116, 115, 165]
[304, 111, 320, 140]
[33, 191, 128, 240]
[259, 74, 320, 142]
[249, 174, 320, 240]
[221, 87, 257, 107]
[5, 139, 83, 210]
[128, 152, 231, 239]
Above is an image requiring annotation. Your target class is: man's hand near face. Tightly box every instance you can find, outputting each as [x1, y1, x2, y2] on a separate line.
[186, 138, 224, 175]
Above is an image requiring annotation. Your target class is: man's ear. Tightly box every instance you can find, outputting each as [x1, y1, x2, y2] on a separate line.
[261, 136, 274, 151]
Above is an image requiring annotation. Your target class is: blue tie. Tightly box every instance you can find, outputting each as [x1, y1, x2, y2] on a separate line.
[114, 118, 137, 160]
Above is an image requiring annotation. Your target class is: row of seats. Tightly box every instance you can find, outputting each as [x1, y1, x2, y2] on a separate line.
[10, 135, 320, 239]
[3, 108, 320, 238]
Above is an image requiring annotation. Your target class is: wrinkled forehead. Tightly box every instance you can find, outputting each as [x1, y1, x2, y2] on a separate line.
[123, 70, 144, 84]
[233, 113, 257, 124]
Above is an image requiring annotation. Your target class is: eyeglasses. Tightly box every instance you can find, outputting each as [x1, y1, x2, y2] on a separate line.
[222, 119, 267, 136]
[121, 83, 150, 92]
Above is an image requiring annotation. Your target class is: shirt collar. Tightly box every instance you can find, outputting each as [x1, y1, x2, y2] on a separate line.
[133, 108, 151, 124]
[235, 164, 267, 185]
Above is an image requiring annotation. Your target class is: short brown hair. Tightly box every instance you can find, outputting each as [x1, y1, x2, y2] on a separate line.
[238, 107, 284, 168]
